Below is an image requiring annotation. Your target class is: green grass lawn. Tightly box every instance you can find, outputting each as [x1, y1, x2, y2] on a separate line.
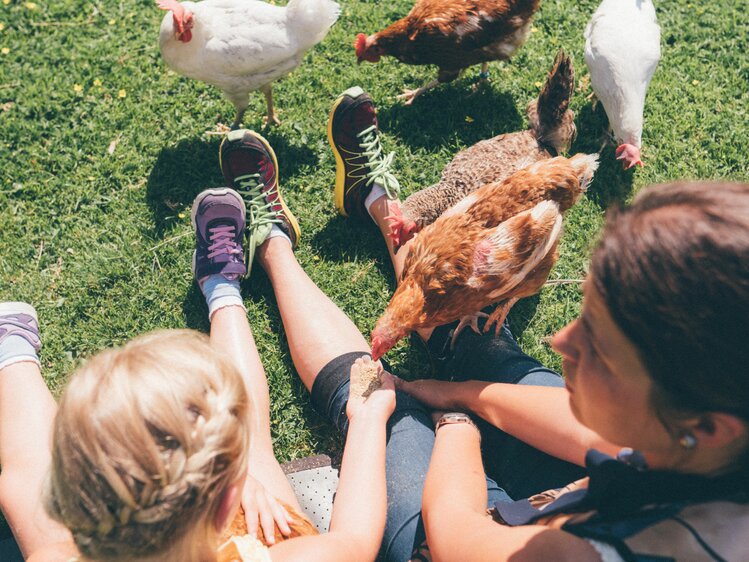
[1, 0, 747, 467]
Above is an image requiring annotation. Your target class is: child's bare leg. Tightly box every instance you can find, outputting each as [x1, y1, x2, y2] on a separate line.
[190, 188, 300, 515]
[209, 305, 300, 512]
[0, 305, 71, 556]
[257, 238, 370, 391]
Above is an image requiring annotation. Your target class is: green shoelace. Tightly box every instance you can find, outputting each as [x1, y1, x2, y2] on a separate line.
[235, 173, 283, 270]
[356, 125, 401, 199]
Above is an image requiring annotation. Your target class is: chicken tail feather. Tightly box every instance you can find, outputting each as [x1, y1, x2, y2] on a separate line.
[529, 50, 576, 152]
[537, 50, 574, 127]
[287, 0, 340, 48]
[568, 153, 600, 192]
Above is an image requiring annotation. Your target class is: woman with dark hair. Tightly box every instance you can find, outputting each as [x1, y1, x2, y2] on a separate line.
[395, 181, 749, 561]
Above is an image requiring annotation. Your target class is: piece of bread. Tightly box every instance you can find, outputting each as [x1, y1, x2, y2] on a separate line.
[350, 356, 382, 398]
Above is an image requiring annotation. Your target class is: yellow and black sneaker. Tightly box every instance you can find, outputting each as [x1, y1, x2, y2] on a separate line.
[219, 129, 301, 271]
[327, 87, 400, 222]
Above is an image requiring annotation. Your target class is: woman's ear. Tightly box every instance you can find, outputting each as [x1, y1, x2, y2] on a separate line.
[215, 483, 241, 531]
[689, 412, 748, 450]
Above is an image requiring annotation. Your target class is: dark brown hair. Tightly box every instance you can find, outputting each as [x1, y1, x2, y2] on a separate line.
[590, 182, 749, 427]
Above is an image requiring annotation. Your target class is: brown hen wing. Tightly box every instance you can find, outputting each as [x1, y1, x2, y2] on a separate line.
[401, 199, 562, 331]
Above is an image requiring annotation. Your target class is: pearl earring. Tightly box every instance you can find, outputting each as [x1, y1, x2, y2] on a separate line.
[678, 433, 697, 449]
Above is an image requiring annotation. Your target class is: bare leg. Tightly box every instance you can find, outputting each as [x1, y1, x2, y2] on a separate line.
[0, 361, 72, 557]
[256, 239, 370, 391]
[209, 305, 300, 511]
[260, 85, 281, 127]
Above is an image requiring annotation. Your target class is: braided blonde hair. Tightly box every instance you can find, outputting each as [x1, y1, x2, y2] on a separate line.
[46, 330, 250, 561]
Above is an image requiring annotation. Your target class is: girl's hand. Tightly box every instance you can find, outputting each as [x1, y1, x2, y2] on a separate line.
[241, 474, 294, 544]
[393, 376, 460, 412]
[346, 357, 396, 424]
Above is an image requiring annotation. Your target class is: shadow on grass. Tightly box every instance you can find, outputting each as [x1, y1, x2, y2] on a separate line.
[571, 102, 635, 208]
[378, 84, 523, 149]
[146, 133, 316, 237]
[309, 214, 398, 290]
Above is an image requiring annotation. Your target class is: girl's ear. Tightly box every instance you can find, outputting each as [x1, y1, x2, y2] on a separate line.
[214, 482, 241, 531]
[688, 412, 748, 450]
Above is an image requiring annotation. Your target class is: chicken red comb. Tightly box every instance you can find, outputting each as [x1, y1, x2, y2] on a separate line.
[156, 0, 184, 18]
[354, 33, 368, 59]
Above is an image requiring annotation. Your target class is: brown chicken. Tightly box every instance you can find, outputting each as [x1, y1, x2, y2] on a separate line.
[370, 153, 598, 361]
[355, 0, 541, 104]
[387, 50, 576, 250]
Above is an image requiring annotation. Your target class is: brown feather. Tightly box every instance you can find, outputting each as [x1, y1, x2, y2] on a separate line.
[375, 155, 598, 353]
[397, 50, 576, 240]
[371, 0, 541, 76]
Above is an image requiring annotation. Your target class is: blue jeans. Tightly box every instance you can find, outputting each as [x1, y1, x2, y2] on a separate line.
[310, 321, 585, 562]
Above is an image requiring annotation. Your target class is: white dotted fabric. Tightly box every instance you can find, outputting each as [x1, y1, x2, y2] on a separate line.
[285, 465, 339, 533]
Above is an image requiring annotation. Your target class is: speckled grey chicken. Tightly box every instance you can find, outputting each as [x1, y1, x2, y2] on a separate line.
[387, 50, 577, 250]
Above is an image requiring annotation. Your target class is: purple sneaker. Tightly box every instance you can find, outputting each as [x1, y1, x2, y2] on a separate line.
[0, 302, 41, 352]
[191, 188, 247, 282]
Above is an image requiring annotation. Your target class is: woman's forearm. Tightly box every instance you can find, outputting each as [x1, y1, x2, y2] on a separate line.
[327, 414, 387, 556]
[422, 423, 488, 559]
[455, 382, 620, 465]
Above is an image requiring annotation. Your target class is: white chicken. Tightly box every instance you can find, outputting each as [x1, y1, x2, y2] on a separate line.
[584, 0, 660, 169]
[157, 0, 339, 127]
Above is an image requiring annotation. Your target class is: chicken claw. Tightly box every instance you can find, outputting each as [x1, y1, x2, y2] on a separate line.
[396, 88, 421, 106]
[397, 79, 440, 105]
[483, 298, 519, 335]
[450, 312, 490, 349]
[263, 112, 281, 127]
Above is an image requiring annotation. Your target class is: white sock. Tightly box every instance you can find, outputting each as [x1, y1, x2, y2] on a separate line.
[0, 335, 40, 371]
[266, 224, 292, 246]
[364, 184, 387, 221]
[200, 274, 246, 321]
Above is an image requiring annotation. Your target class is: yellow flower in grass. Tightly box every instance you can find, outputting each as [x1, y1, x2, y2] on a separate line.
[24, 2, 38, 9]
[0, 23, 5, 32]
[93, 79, 102, 87]
[108, 19, 116, 25]
[1, 47, 9, 55]
[1, 0, 9, 6]
[118, 89, 127, 99]
[73, 84, 83, 94]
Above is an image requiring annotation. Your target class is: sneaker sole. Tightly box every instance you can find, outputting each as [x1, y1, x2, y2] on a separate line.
[220, 130, 301, 247]
[190, 188, 246, 279]
[327, 86, 366, 217]
[0, 302, 38, 321]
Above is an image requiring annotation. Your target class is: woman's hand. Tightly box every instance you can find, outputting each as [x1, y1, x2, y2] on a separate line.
[241, 474, 294, 544]
[394, 376, 461, 412]
[346, 357, 396, 424]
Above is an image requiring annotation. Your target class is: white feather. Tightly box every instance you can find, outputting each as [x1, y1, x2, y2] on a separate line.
[158, 0, 339, 109]
[584, 0, 661, 147]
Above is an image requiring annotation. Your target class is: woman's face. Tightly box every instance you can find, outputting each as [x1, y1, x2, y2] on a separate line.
[552, 281, 675, 455]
